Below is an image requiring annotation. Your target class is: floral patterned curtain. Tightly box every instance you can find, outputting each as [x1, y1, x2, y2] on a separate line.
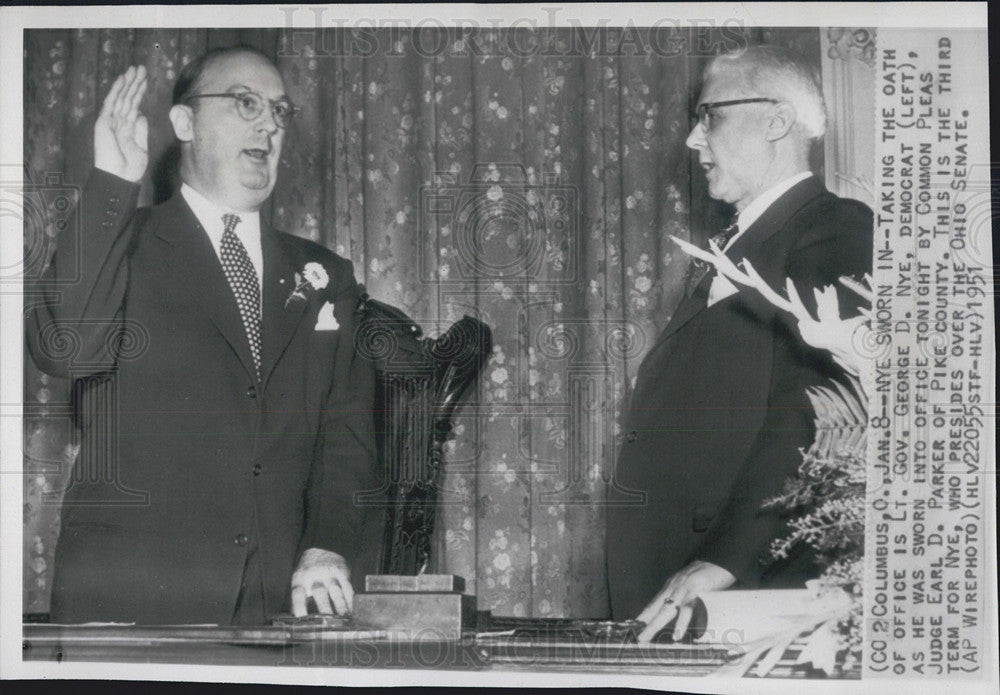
[23, 26, 821, 617]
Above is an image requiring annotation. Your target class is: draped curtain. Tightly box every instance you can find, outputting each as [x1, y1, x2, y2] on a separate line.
[23, 26, 822, 617]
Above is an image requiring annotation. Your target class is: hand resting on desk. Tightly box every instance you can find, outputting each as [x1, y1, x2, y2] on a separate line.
[290, 548, 354, 616]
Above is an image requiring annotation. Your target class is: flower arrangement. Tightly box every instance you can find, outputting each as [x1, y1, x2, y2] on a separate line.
[764, 371, 868, 673]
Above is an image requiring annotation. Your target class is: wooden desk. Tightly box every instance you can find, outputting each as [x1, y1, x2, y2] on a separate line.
[23, 622, 733, 674]
[23, 620, 845, 677]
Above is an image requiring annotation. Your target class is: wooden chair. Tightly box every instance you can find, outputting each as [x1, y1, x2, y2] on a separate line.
[354, 295, 492, 576]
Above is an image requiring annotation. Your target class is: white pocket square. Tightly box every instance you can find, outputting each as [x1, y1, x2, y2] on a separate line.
[314, 301, 340, 331]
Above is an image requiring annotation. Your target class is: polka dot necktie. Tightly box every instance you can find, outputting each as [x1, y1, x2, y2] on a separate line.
[684, 222, 740, 297]
[220, 214, 261, 378]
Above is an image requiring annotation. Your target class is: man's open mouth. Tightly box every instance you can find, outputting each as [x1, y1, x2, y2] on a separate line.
[243, 148, 270, 161]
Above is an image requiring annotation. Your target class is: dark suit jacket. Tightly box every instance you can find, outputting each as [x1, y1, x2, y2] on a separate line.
[607, 176, 872, 619]
[27, 169, 381, 625]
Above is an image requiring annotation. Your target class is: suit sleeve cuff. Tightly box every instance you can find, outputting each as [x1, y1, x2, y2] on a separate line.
[86, 168, 142, 231]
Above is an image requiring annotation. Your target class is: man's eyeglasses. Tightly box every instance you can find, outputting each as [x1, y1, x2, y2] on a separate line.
[185, 91, 300, 129]
[695, 98, 778, 129]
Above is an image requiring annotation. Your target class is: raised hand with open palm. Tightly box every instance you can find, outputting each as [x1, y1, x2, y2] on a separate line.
[94, 65, 149, 183]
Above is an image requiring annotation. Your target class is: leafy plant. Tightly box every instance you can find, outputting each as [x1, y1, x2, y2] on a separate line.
[764, 373, 867, 672]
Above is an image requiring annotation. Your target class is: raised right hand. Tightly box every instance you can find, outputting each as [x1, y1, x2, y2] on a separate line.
[94, 65, 149, 182]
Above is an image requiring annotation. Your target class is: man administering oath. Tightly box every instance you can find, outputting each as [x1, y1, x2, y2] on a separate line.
[607, 45, 872, 640]
[28, 48, 379, 625]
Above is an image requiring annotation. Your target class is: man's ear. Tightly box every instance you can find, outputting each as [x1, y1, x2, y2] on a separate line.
[764, 102, 797, 142]
[169, 104, 194, 142]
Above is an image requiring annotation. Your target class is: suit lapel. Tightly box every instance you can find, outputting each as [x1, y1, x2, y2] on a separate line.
[259, 224, 308, 389]
[656, 176, 826, 344]
[152, 194, 258, 381]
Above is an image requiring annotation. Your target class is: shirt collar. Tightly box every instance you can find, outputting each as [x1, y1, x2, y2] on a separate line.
[180, 182, 261, 247]
[735, 171, 813, 235]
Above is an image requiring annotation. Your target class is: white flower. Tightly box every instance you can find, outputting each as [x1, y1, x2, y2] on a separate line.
[302, 262, 329, 290]
[491, 367, 509, 384]
[486, 184, 504, 202]
[493, 553, 511, 570]
[635, 276, 652, 293]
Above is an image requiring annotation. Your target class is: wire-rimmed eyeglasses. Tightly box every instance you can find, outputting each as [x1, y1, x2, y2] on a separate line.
[185, 90, 299, 129]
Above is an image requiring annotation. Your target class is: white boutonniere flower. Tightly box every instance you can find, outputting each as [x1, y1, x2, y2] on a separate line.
[302, 262, 329, 290]
[286, 262, 331, 310]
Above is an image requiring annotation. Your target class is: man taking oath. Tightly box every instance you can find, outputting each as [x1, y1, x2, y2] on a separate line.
[28, 47, 380, 625]
[606, 45, 873, 641]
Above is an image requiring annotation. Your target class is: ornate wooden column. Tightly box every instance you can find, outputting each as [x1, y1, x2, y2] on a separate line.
[819, 28, 877, 206]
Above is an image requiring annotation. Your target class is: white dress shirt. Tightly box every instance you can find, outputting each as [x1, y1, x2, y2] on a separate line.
[181, 183, 263, 290]
[708, 171, 813, 307]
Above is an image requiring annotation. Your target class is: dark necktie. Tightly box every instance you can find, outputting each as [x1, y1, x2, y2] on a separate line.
[684, 222, 740, 297]
[220, 213, 262, 378]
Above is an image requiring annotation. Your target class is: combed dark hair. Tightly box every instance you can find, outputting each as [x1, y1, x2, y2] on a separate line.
[171, 45, 276, 106]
